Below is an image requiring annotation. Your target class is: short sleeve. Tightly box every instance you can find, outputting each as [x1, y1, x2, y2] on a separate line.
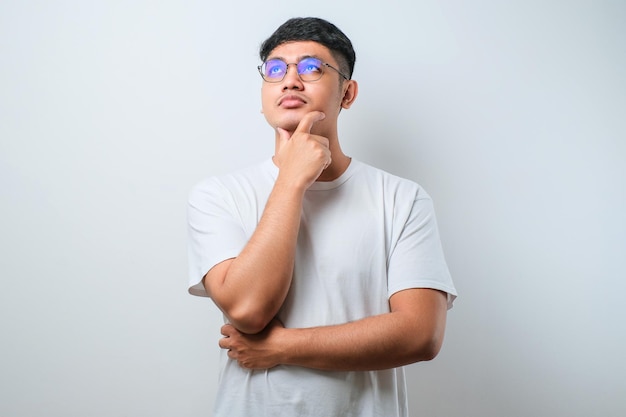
[387, 192, 457, 309]
[187, 178, 247, 297]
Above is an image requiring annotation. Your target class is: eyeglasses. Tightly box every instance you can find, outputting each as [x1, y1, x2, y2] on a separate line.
[258, 57, 349, 83]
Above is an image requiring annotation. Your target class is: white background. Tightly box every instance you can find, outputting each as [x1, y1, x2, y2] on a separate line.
[1, 1, 624, 416]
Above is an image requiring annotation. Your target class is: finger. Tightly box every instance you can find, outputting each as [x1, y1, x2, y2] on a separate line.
[221, 324, 235, 336]
[276, 127, 291, 143]
[218, 337, 229, 350]
[294, 111, 326, 134]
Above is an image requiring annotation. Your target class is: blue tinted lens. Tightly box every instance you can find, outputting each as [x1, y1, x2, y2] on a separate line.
[264, 59, 287, 79]
[297, 58, 322, 77]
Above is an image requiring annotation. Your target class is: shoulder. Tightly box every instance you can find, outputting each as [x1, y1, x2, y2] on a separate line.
[189, 159, 276, 202]
[353, 160, 429, 201]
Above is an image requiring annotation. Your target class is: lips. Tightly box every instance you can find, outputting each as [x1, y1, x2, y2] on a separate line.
[278, 94, 307, 109]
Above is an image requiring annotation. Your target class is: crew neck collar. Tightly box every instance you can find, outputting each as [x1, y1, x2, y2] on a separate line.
[265, 158, 360, 191]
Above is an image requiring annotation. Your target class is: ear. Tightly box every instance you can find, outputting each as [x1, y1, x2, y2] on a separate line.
[341, 80, 358, 109]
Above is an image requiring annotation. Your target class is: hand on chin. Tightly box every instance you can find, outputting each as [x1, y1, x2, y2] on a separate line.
[272, 109, 326, 135]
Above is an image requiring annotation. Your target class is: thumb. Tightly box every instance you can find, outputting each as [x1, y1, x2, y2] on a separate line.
[295, 111, 326, 134]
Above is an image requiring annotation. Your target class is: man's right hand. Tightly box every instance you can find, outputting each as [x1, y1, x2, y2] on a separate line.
[274, 111, 331, 189]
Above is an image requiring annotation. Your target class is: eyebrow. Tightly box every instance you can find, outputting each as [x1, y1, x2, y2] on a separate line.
[265, 54, 321, 62]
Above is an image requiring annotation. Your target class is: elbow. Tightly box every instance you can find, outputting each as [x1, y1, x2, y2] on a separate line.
[410, 334, 444, 363]
[419, 338, 443, 362]
[226, 304, 275, 335]
[204, 273, 276, 334]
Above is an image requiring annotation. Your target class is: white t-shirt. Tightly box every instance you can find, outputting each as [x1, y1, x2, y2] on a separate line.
[188, 158, 456, 417]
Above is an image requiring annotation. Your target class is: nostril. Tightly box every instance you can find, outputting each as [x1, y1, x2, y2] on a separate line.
[283, 83, 301, 91]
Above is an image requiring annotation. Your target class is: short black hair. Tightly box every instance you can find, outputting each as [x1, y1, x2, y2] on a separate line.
[259, 17, 356, 79]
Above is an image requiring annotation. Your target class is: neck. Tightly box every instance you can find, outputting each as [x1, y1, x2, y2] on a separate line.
[317, 146, 351, 182]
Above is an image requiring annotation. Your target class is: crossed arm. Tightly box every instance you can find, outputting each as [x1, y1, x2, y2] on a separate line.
[219, 287, 448, 371]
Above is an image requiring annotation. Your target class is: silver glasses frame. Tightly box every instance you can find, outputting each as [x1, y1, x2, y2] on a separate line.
[257, 57, 349, 83]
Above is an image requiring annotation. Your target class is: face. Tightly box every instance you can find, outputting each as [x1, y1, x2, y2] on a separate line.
[260, 41, 356, 134]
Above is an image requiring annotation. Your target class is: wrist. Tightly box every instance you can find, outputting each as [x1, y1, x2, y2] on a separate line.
[274, 174, 310, 195]
[277, 327, 310, 367]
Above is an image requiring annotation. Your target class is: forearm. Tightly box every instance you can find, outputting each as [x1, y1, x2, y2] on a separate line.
[280, 311, 444, 371]
[206, 178, 306, 333]
[206, 112, 332, 333]
[221, 289, 449, 370]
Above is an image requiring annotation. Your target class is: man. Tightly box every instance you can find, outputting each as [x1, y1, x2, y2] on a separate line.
[188, 17, 457, 416]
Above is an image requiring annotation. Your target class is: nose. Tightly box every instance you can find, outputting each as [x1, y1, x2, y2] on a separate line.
[282, 64, 303, 90]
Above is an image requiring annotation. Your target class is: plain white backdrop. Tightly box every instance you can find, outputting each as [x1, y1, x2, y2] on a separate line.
[1, 1, 624, 416]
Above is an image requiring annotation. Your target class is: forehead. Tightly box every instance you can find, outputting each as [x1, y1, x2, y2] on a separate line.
[267, 41, 335, 62]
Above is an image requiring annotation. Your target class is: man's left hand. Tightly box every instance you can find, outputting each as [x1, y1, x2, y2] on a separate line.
[219, 318, 286, 369]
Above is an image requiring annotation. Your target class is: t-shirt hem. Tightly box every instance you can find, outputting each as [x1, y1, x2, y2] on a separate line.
[388, 281, 458, 309]
[188, 251, 240, 298]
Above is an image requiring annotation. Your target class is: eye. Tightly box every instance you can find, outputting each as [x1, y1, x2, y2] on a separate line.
[264, 60, 286, 78]
[298, 58, 322, 75]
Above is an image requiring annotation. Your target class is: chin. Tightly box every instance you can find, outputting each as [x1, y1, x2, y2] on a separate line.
[274, 115, 303, 132]
[278, 121, 300, 132]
